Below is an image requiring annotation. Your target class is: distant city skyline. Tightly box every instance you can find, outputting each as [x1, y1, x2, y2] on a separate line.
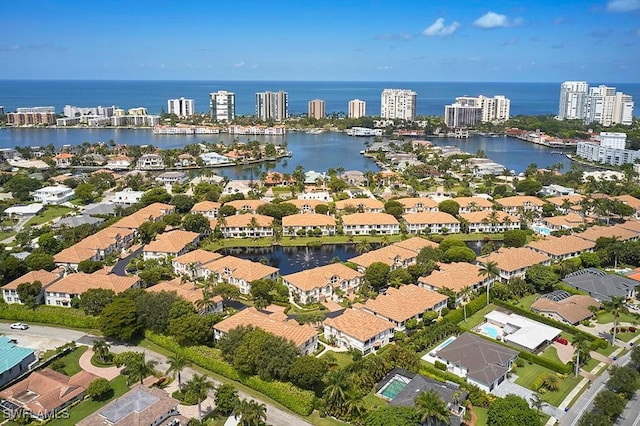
[1, 0, 639, 82]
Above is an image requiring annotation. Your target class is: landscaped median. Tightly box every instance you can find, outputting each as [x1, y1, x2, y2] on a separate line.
[144, 330, 316, 416]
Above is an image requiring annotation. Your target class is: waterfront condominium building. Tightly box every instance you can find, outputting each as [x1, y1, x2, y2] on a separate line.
[576, 132, 639, 166]
[558, 81, 589, 120]
[8, 106, 56, 126]
[308, 99, 325, 119]
[167, 97, 195, 117]
[209, 91, 235, 122]
[348, 99, 366, 119]
[256, 91, 288, 121]
[444, 102, 483, 128]
[558, 82, 633, 126]
[444, 95, 510, 127]
[380, 89, 417, 121]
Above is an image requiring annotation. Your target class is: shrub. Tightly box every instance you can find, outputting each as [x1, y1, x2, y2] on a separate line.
[630, 326, 637, 333]
[434, 361, 447, 371]
[172, 389, 199, 405]
[0, 304, 98, 329]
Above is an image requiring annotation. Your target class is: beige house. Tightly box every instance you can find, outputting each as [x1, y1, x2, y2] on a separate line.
[396, 197, 438, 213]
[342, 212, 400, 235]
[403, 212, 460, 234]
[496, 196, 545, 215]
[218, 213, 274, 238]
[202, 256, 279, 294]
[323, 307, 395, 355]
[418, 262, 491, 306]
[363, 285, 448, 331]
[282, 213, 336, 236]
[190, 201, 221, 218]
[546, 194, 585, 213]
[172, 249, 223, 278]
[452, 197, 494, 213]
[214, 307, 318, 355]
[542, 213, 585, 231]
[527, 235, 595, 261]
[531, 294, 600, 325]
[142, 230, 201, 260]
[147, 278, 223, 313]
[335, 198, 384, 213]
[350, 237, 438, 271]
[224, 199, 267, 214]
[575, 224, 639, 243]
[54, 225, 137, 269]
[282, 263, 364, 304]
[287, 199, 328, 214]
[477, 247, 551, 282]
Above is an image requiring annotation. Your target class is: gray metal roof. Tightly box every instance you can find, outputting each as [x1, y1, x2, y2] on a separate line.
[100, 388, 159, 423]
[563, 268, 638, 301]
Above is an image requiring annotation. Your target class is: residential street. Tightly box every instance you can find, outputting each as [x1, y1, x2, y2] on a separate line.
[616, 389, 640, 426]
[0, 322, 310, 426]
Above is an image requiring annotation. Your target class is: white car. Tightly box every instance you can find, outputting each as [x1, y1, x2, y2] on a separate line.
[10, 322, 29, 330]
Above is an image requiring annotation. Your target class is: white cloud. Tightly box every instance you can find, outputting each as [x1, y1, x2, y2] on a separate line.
[473, 11, 521, 29]
[606, 0, 640, 12]
[377, 65, 393, 70]
[422, 18, 460, 36]
[233, 61, 245, 68]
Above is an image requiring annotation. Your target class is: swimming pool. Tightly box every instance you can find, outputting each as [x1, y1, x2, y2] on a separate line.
[533, 225, 552, 236]
[378, 375, 410, 400]
[481, 323, 500, 339]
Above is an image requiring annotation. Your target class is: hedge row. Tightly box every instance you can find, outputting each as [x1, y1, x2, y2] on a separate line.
[444, 294, 488, 324]
[518, 349, 573, 375]
[144, 331, 315, 416]
[493, 299, 596, 343]
[0, 304, 98, 329]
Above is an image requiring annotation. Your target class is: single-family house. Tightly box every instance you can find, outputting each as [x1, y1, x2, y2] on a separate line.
[105, 155, 133, 170]
[155, 171, 189, 185]
[531, 291, 600, 325]
[482, 311, 561, 352]
[214, 307, 317, 355]
[323, 307, 395, 355]
[32, 186, 74, 205]
[53, 153, 74, 168]
[342, 212, 400, 235]
[136, 153, 164, 170]
[526, 235, 595, 261]
[418, 262, 492, 307]
[142, 230, 200, 260]
[563, 268, 638, 301]
[477, 247, 551, 282]
[403, 212, 460, 234]
[0, 336, 36, 388]
[282, 263, 364, 304]
[282, 213, 336, 236]
[202, 256, 279, 295]
[112, 188, 144, 206]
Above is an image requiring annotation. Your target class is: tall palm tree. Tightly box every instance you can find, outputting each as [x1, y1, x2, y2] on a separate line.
[127, 352, 158, 385]
[92, 339, 110, 363]
[195, 289, 218, 314]
[607, 236, 624, 269]
[478, 261, 500, 305]
[186, 373, 215, 421]
[529, 393, 546, 416]
[604, 296, 628, 344]
[165, 353, 190, 391]
[572, 334, 590, 377]
[355, 239, 372, 254]
[342, 391, 365, 421]
[414, 390, 450, 426]
[322, 370, 349, 416]
[460, 286, 472, 323]
[233, 399, 268, 426]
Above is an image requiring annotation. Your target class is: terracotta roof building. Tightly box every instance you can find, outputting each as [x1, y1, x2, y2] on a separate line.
[363, 285, 448, 330]
[0, 368, 98, 421]
[418, 262, 491, 306]
[402, 212, 460, 234]
[477, 247, 551, 282]
[335, 198, 384, 213]
[451, 197, 494, 213]
[542, 213, 585, 230]
[190, 201, 221, 218]
[45, 272, 140, 307]
[203, 256, 279, 295]
[218, 213, 274, 238]
[2, 270, 62, 305]
[342, 212, 400, 235]
[282, 263, 363, 305]
[171, 249, 223, 278]
[526, 235, 595, 260]
[142, 230, 201, 260]
[112, 202, 175, 230]
[323, 307, 395, 355]
[214, 307, 317, 355]
[287, 199, 327, 214]
[350, 237, 437, 271]
[496, 196, 545, 215]
[459, 211, 520, 233]
[575, 224, 639, 242]
[224, 199, 267, 214]
[282, 213, 336, 236]
[396, 197, 438, 213]
[531, 293, 600, 325]
[147, 278, 223, 313]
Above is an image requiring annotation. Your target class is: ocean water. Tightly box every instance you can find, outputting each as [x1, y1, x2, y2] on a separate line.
[2, 80, 639, 117]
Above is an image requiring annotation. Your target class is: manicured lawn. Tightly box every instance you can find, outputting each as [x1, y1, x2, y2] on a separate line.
[514, 294, 540, 311]
[582, 358, 600, 372]
[434, 233, 505, 241]
[321, 351, 353, 369]
[287, 304, 328, 316]
[24, 205, 74, 227]
[48, 376, 129, 426]
[0, 231, 16, 241]
[306, 411, 349, 426]
[596, 311, 640, 325]
[616, 330, 639, 342]
[458, 304, 497, 331]
[57, 346, 88, 376]
[363, 392, 386, 410]
[473, 407, 488, 426]
[539, 346, 563, 365]
[514, 362, 582, 407]
[595, 343, 617, 356]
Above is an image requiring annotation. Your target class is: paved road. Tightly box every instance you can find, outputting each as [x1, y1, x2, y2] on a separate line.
[561, 350, 633, 425]
[616, 389, 640, 426]
[0, 323, 310, 426]
[111, 247, 143, 276]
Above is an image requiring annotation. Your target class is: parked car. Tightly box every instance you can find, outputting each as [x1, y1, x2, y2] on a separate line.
[10, 322, 29, 330]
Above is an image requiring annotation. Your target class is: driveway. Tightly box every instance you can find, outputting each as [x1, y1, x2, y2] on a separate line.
[493, 374, 565, 420]
[111, 246, 143, 276]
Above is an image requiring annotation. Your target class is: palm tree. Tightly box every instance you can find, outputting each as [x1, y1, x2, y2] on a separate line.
[248, 216, 259, 239]
[165, 353, 191, 391]
[542, 374, 560, 391]
[355, 239, 372, 254]
[322, 370, 349, 416]
[604, 296, 628, 344]
[460, 286, 472, 322]
[186, 373, 215, 421]
[342, 391, 365, 421]
[127, 352, 158, 385]
[607, 237, 624, 269]
[478, 261, 500, 305]
[92, 339, 110, 363]
[233, 399, 268, 426]
[529, 392, 546, 416]
[195, 289, 218, 314]
[414, 390, 450, 426]
[572, 334, 589, 377]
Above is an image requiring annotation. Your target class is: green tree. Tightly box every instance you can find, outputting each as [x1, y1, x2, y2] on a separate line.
[214, 384, 240, 416]
[438, 200, 460, 216]
[186, 374, 215, 421]
[86, 378, 113, 401]
[165, 353, 191, 391]
[604, 296, 628, 344]
[594, 389, 626, 420]
[183, 213, 211, 234]
[99, 297, 140, 340]
[210, 282, 241, 301]
[323, 369, 350, 417]
[578, 411, 615, 426]
[365, 262, 391, 291]
[364, 406, 420, 426]
[219, 204, 237, 217]
[135, 291, 179, 334]
[384, 200, 404, 219]
[516, 179, 542, 196]
[579, 252, 601, 268]
[488, 394, 542, 426]
[442, 246, 476, 263]
[478, 260, 500, 305]
[356, 239, 372, 254]
[417, 246, 444, 264]
[388, 268, 413, 287]
[74, 182, 97, 204]
[24, 253, 55, 271]
[249, 279, 276, 307]
[525, 264, 558, 292]
[414, 390, 450, 426]
[38, 232, 61, 254]
[92, 339, 111, 363]
[16, 280, 42, 309]
[439, 237, 467, 252]
[607, 365, 640, 398]
[170, 194, 195, 213]
[631, 345, 640, 370]
[77, 259, 104, 274]
[289, 356, 327, 390]
[168, 313, 216, 346]
[140, 187, 171, 206]
[572, 334, 590, 377]
[79, 288, 116, 316]
[233, 398, 268, 426]
[137, 220, 166, 244]
[503, 229, 528, 248]
[114, 351, 158, 385]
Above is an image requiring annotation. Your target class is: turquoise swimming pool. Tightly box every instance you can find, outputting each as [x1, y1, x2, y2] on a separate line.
[533, 225, 552, 236]
[481, 323, 500, 339]
[377, 375, 411, 400]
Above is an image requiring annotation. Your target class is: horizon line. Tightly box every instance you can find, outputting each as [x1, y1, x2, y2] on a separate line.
[1, 79, 638, 84]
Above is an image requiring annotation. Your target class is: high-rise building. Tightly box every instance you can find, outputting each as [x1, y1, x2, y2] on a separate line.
[380, 89, 417, 121]
[600, 132, 626, 150]
[16, 106, 55, 114]
[209, 91, 235, 122]
[256, 91, 288, 122]
[480, 95, 510, 121]
[444, 103, 483, 128]
[348, 99, 366, 119]
[443, 95, 510, 128]
[558, 81, 589, 120]
[167, 97, 195, 117]
[308, 99, 325, 119]
[558, 82, 633, 126]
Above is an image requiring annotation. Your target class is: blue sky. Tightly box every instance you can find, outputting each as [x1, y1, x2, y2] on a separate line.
[1, 0, 639, 82]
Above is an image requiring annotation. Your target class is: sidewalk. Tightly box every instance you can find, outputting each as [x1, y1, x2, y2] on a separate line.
[78, 348, 120, 380]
